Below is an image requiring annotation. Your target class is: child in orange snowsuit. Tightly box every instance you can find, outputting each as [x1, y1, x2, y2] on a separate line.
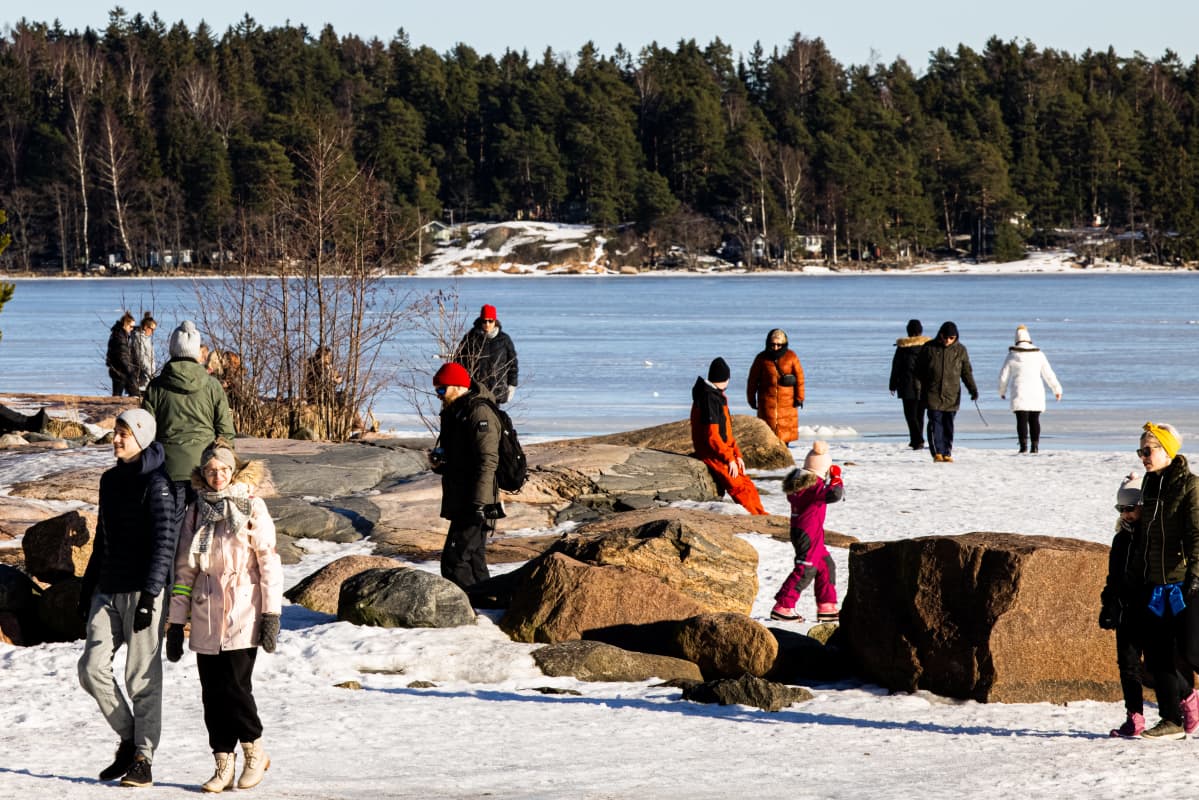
[690, 357, 766, 515]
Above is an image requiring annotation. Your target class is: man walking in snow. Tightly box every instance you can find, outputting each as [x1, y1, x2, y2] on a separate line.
[915, 321, 978, 463]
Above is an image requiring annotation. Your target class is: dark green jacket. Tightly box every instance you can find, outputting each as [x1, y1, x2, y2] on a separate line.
[915, 339, 978, 412]
[1141, 455, 1199, 586]
[142, 358, 235, 482]
[436, 385, 501, 520]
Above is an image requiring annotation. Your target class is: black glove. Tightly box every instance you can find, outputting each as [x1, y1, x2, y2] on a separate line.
[133, 591, 157, 633]
[970, 392, 979, 402]
[259, 613, 280, 654]
[1185, 575, 1199, 604]
[748, 400, 757, 410]
[1098, 601, 1122, 630]
[797, 401, 803, 409]
[165, 624, 185, 662]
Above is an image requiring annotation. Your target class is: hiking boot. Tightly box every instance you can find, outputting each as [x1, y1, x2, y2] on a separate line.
[203, 752, 236, 793]
[816, 603, 839, 623]
[1141, 719, 1186, 740]
[942, 455, 954, 463]
[932, 454, 945, 463]
[99, 739, 135, 781]
[1182, 690, 1199, 735]
[769, 605, 804, 622]
[238, 739, 270, 789]
[119, 755, 153, 788]
[1110, 711, 1146, 738]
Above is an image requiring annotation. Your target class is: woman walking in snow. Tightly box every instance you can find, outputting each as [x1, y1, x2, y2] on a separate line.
[997, 325, 1062, 453]
[165, 439, 282, 791]
[745, 329, 804, 445]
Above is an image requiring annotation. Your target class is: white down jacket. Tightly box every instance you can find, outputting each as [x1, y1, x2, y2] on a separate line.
[997, 343, 1062, 412]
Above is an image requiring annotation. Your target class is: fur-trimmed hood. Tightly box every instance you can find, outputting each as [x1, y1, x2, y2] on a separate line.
[895, 335, 930, 348]
[190, 458, 269, 492]
[1008, 341, 1041, 353]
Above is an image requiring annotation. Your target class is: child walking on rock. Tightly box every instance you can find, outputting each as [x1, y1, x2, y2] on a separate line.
[166, 439, 282, 792]
[771, 441, 843, 623]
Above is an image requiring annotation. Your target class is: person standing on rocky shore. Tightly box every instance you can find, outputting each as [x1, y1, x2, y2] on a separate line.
[690, 357, 766, 515]
[142, 320, 235, 522]
[430, 361, 504, 591]
[105, 311, 138, 397]
[77, 409, 177, 787]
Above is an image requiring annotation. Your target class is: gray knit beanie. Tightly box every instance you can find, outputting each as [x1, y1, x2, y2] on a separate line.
[169, 320, 202, 361]
[116, 408, 157, 451]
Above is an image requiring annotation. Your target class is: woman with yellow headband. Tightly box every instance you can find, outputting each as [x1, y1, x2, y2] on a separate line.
[1137, 421, 1199, 740]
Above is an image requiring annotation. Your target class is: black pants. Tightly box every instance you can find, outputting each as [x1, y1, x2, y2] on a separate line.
[901, 397, 925, 448]
[1143, 597, 1199, 724]
[197, 649, 263, 752]
[926, 409, 956, 457]
[1115, 606, 1148, 714]
[441, 516, 492, 590]
[1015, 410, 1041, 449]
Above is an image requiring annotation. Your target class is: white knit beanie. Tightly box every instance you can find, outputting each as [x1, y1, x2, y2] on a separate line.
[1014, 325, 1032, 345]
[116, 408, 157, 451]
[169, 320, 202, 361]
[802, 440, 832, 478]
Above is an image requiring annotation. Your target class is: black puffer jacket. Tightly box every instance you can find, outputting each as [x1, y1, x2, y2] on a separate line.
[454, 321, 518, 403]
[81, 442, 178, 598]
[105, 322, 135, 384]
[436, 385, 502, 520]
[1140, 454, 1199, 586]
[889, 335, 930, 399]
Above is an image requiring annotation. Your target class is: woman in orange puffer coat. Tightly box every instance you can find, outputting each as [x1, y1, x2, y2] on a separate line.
[746, 329, 805, 444]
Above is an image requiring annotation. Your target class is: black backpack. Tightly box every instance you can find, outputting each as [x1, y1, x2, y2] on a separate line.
[473, 397, 528, 492]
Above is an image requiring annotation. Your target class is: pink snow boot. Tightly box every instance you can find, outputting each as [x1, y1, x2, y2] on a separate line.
[770, 604, 804, 622]
[1182, 690, 1199, 735]
[816, 603, 839, 623]
[1110, 711, 1146, 738]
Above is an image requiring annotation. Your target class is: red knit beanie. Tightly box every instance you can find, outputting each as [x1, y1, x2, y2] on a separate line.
[433, 362, 471, 388]
[480, 304, 498, 321]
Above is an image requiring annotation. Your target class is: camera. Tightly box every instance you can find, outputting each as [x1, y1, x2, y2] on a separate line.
[428, 446, 446, 469]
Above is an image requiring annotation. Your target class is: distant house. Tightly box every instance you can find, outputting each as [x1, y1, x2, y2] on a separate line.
[796, 234, 824, 258]
[422, 220, 454, 245]
[148, 249, 193, 268]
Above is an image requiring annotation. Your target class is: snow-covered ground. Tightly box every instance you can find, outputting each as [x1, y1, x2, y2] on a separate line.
[0, 439, 1187, 799]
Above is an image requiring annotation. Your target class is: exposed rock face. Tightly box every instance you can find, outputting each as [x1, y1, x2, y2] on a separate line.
[9, 467, 105, 504]
[548, 517, 759, 614]
[264, 496, 363, 544]
[35, 577, 84, 643]
[682, 674, 814, 711]
[841, 532, 1118, 703]
[532, 640, 703, 683]
[576, 506, 858, 550]
[586, 415, 794, 470]
[671, 612, 779, 679]
[337, 567, 476, 629]
[22, 510, 95, 583]
[500, 553, 707, 643]
[285, 555, 403, 614]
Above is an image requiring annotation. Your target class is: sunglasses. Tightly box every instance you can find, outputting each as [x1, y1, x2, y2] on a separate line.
[1115, 504, 1139, 513]
[1135, 446, 1162, 458]
[435, 386, 447, 397]
[768, 342, 785, 349]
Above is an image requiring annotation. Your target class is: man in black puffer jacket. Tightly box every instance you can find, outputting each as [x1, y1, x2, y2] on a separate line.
[453, 303, 519, 404]
[78, 409, 178, 787]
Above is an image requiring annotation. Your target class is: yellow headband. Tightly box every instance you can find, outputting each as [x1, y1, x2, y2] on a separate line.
[1144, 422, 1181, 460]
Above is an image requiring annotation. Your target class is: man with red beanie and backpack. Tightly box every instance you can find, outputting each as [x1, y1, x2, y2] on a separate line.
[429, 362, 504, 590]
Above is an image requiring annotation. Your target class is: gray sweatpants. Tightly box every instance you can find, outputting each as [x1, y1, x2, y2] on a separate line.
[78, 591, 165, 762]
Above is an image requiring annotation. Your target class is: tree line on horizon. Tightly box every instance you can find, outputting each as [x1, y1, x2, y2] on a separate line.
[2, 9, 1199, 273]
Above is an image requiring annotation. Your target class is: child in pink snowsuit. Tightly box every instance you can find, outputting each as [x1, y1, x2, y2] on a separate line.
[771, 440, 843, 623]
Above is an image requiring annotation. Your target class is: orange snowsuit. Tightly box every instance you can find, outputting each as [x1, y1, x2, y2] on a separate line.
[690, 377, 767, 515]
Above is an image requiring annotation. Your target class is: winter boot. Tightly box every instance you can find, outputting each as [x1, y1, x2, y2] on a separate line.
[99, 739, 136, 781]
[1141, 719, 1186, 740]
[202, 752, 237, 793]
[1018, 437, 1028, 454]
[119, 755, 153, 788]
[1109, 711, 1146, 738]
[769, 605, 804, 622]
[1182, 690, 1199, 735]
[816, 603, 839, 623]
[238, 738, 270, 789]
[1030, 441, 1039, 454]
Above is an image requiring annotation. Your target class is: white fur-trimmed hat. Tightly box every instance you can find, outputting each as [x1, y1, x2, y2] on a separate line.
[1014, 325, 1032, 344]
[802, 440, 831, 478]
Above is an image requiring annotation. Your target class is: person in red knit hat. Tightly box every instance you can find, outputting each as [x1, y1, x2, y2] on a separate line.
[429, 362, 503, 590]
[453, 304, 519, 404]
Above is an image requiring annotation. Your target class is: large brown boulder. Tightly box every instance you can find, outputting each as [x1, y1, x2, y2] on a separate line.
[337, 567, 476, 629]
[842, 532, 1117, 703]
[532, 640, 703, 683]
[22, 510, 96, 583]
[671, 612, 779, 679]
[586, 415, 794, 470]
[500, 553, 706, 643]
[548, 516, 759, 614]
[285, 555, 403, 614]
[577, 506, 858, 550]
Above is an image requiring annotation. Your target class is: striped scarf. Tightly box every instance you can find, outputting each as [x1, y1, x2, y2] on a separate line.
[188, 482, 253, 570]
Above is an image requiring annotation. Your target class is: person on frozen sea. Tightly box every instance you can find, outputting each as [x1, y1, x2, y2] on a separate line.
[690, 357, 766, 515]
[888, 319, 929, 450]
[746, 328, 804, 445]
[1135, 422, 1199, 740]
[770, 441, 842, 622]
[166, 439, 282, 792]
[997, 324, 1062, 453]
[77, 408, 178, 787]
[914, 321, 978, 463]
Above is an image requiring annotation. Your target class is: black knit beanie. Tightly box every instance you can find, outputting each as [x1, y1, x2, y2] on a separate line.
[708, 357, 731, 383]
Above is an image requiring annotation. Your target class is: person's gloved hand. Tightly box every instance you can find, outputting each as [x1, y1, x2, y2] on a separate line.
[259, 613, 280, 654]
[165, 624, 185, 662]
[1185, 574, 1199, 604]
[797, 400, 804, 409]
[1098, 601, 1122, 630]
[828, 464, 843, 488]
[970, 391, 979, 402]
[133, 591, 156, 633]
[748, 399, 757, 410]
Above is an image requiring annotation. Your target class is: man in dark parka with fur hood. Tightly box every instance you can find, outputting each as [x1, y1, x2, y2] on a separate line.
[914, 321, 978, 462]
[889, 319, 930, 450]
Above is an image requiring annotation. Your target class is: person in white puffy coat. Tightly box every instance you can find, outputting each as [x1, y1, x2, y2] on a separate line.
[997, 325, 1063, 453]
[166, 439, 282, 793]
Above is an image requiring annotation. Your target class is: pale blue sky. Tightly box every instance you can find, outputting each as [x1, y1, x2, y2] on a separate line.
[11, 2, 1199, 70]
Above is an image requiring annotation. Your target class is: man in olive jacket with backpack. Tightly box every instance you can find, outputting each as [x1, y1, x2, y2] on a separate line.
[430, 361, 503, 591]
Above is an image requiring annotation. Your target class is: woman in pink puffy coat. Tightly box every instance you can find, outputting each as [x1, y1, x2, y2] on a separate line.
[166, 439, 282, 793]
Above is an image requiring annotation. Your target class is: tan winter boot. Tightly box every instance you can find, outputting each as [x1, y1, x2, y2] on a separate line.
[237, 738, 270, 789]
[202, 752, 236, 793]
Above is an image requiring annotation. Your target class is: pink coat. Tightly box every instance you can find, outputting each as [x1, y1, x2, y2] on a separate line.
[169, 471, 283, 655]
